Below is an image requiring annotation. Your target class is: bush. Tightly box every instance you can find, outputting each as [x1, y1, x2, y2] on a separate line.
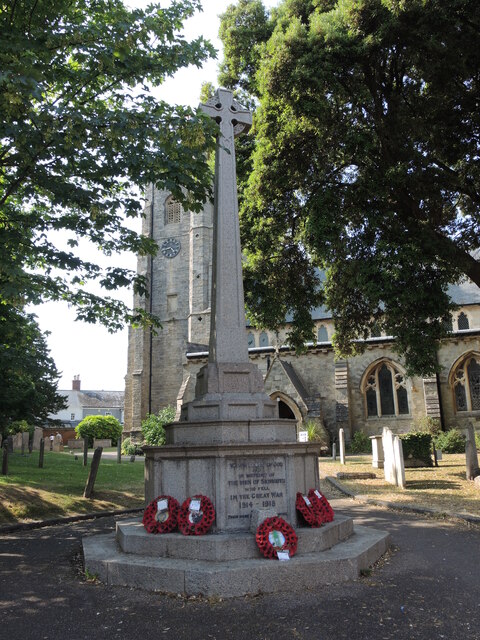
[412, 415, 441, 436]
[304, 420, 329, 447]
[349, 431, 371, 454]
[476, 431, 480, 451]
[400, 432, 433, 466]
[75, 415, 122, 447]
[141, 406, 176, 446]
[434, 428, 466, 453]
[121, 437, 142, 456]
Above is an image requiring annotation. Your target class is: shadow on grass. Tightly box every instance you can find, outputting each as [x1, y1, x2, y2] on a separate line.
[0, 485, 66, 524]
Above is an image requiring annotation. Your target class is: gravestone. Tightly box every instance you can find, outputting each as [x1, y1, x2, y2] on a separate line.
[12, 432, 23, 450]
[393, 436, 406, 489]
[382, 428, 406, 488]
[6, 436, 13, 453]
[370, 435, 384, 469]
[465, 423, 480, 481]
[53, 433, 64, 452]
[339, 428, 346, 465]
[32, 427, 43, 451]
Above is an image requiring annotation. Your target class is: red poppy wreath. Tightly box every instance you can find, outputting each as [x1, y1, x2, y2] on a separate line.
[307, 488, 334, 523]
[256, 516, 298, 559]
[178, 494, 215, 536]
[142, 495, 180, 534]
[295, 491, 323, 527]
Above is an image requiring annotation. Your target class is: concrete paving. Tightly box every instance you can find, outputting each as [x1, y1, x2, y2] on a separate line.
[1, 498, 479, 639]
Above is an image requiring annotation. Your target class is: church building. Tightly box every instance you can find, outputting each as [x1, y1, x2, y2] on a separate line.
[124, 187, 480, 443]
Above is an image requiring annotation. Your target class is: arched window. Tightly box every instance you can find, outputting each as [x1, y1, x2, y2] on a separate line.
[259, 332, 269, 347]
[317, 325, 328, 342]
[452, 354, 480, 412]
[371, 324, 381, 338]
[165, 195, 182, 224]
[247, 332, 256, 348]
[442, 316, 453, 332]
[363, 361, 409, 418]
[457, 312, 470, 331]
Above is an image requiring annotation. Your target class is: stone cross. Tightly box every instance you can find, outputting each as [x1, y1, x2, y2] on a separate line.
[200, 88, 252, 364]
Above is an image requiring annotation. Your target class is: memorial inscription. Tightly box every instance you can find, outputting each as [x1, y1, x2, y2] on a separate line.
[226, 456, 287, 523]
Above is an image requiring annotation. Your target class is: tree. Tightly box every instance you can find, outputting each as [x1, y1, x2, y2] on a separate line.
[219, 0, 480, 374]
[1, 0, 217, 330]
[75, 414, 123, 446]
[0, 307, 66, 435]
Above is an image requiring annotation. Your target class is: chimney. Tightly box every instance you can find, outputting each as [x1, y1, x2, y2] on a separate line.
[72, 375, 81, 391]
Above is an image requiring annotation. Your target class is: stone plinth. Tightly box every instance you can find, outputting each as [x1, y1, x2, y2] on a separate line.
[144, 441, 321, 532]
[180, 362, 277, 422]
[165, 418, 297, 445]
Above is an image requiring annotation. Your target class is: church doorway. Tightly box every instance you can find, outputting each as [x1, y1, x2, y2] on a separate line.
[278, 400, 295, 419]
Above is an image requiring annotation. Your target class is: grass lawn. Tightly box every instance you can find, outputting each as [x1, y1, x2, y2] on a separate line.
[320, 454, 480, 517]
[0, 450, 144, 525]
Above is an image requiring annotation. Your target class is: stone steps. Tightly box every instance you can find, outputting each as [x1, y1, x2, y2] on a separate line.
[83, 518, 390, 598]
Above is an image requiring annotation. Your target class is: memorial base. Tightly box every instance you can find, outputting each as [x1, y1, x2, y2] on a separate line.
[83, 513, 391, 598]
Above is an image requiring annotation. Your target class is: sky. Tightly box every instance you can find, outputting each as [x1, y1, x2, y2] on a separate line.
[33, 0, 279, 392]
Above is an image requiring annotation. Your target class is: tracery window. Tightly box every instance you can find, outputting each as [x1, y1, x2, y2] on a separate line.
[317, 325, 328, 342]
[363, 361, 409, 418]
[452, 355, 480, 412]
[165, 195, 182, 224]
[457, 312, 470, 331]
[259, 332, 269, 347]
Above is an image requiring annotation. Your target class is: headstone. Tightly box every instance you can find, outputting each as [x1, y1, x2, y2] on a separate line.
[465, 423, 480, 481]
[7, 436, 13, 453]
[84, 447, 103, 498]
[339, 428, 346, 465]
[332, 442, 337, 461]
[53, 433, 64, 452]
[12, 432, 23, 450]
[68, 439, 84, 449]
[32, 427, 43, 451]
[474, 475, 480, 490]
[2, 444, 8, 475]
[39, 438, 45, 468]
[93, 438, 111, 448]
[21, 431, 29, 455]
[393, 436, 406, 489]
[382, 427, 397, 485]
[370, 435, 384, 468]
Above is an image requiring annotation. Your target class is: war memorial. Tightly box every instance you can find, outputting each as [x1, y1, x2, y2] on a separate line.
[83, 89, 390, 597]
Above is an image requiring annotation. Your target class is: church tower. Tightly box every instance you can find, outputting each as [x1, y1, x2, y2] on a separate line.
[123, 186, 213, 437]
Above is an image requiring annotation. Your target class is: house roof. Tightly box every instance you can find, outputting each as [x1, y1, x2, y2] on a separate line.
[59, 390, 124, 408]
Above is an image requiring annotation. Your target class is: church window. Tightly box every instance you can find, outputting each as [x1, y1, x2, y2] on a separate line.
[453, 354, 480, 412]
[457, 312, 470, 330]
[317, 325, 328, 342]
[165, 196, 182, 224]
[363, 361, 409, 418]
[442, 316, 453, 332]
[371, 324, 381, 338]
[259, 332, 269, 347]
[247, 332, 256, 348]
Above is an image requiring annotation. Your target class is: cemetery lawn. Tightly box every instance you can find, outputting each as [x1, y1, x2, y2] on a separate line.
[320, 454, 479, 517]
[0, 451, 144, 525]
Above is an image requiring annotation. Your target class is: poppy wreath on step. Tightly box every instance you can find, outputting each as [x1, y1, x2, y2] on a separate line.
[142, 495, 180, 534]
[178, 494, 215, 536]
[256, 516, 298, 559]
[307, 488, 334, 523]
[295, 491, 323, 527]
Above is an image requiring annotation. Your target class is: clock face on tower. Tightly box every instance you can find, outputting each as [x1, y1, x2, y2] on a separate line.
[161, 238, 181, 258]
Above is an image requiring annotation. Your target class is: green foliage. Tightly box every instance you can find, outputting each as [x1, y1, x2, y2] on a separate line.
[349, 431, 371, 454]
[121, 437, 141, 456]
[219, 0, 480, 376]
[476, 431, 480, 451]
[412, 416, 441, 436]
[1, 0, 216, 330]
[5, 420, 30, 436]
[434, 429, 466, 454]
[0, 307, 66, 435]
[400, 432, 433, 466]
[75, 415, 122, 447]
[141, 406, 176, 446]
[304, 420, 329, 446]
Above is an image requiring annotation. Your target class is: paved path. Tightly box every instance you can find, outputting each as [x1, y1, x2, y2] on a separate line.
[0, 499, 479, 640]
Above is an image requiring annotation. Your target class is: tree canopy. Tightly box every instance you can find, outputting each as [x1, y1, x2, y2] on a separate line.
[219, 0, 480, 375]
[0, 307, 66, 434]
[1, 0, 217, 330]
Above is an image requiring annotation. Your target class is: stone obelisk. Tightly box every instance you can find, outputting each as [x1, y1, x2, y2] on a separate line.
[144, 88, 321, 531]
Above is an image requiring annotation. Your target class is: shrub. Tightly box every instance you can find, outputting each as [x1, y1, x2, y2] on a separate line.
[476, 431, 480, 451]
[141, 406, 176, 446]
[400, 432, 433, 466]
[349, 430, 371, 454]
[75, 415, 122, 447]
[121, 437, 139, 456]
[304, 420, 329, 447]
[434, 428, 466, 453]
[412, 415, 441, 436]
